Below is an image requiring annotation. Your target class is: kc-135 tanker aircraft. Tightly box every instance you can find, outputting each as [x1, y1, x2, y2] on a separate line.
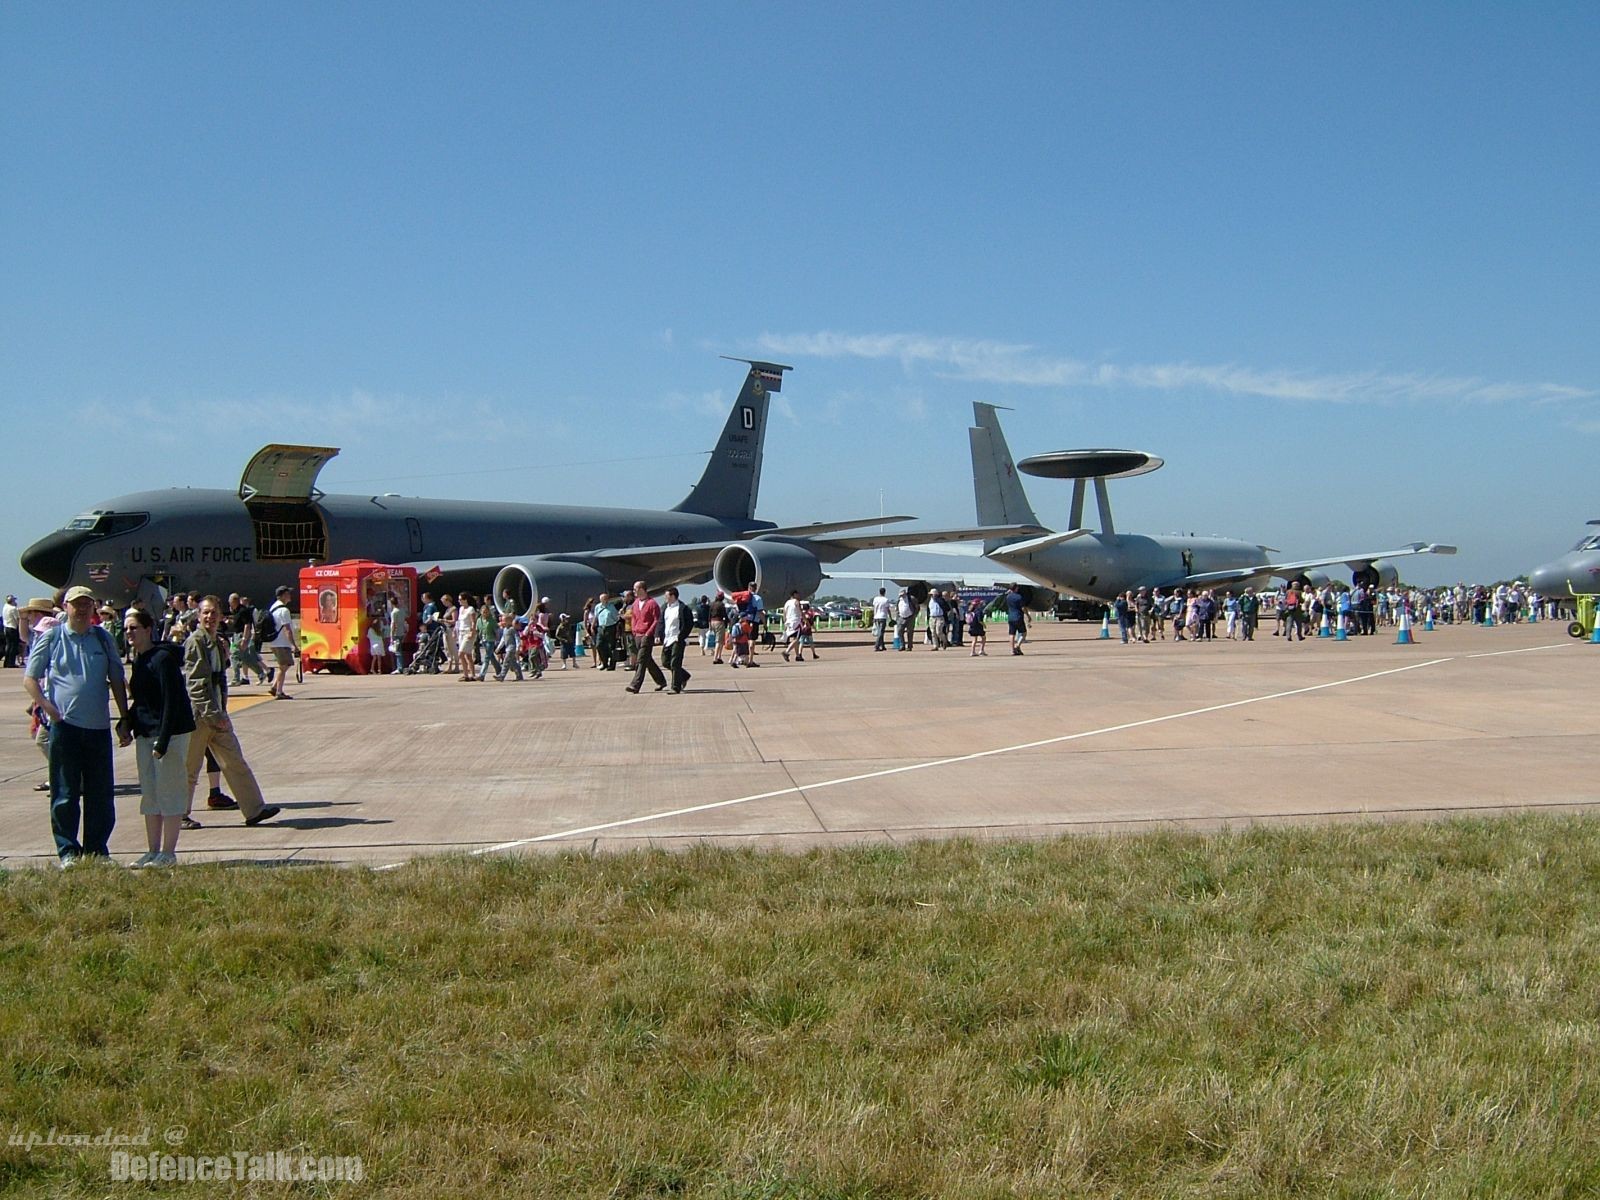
[835, 403, 1456, 603]
[20, 360, 1041, 615]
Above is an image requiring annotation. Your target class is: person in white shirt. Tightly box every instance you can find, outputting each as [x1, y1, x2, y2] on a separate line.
[659, 587, 694, 693]
[2, 594, 19, 668]
[454, 593, 478, 679]
[781, 591, 805, 663]
[896, 589, 915, 652]
[870, 587, 892, 652]
[387, 594, 408, 672]
[263, 586, 297, 699]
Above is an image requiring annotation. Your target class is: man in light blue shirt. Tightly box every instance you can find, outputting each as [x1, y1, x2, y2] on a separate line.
[25, 586, 131, 865]
[593, 593, 621, 671]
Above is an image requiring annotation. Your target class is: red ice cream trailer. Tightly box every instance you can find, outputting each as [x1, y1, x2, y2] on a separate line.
[298, 560, 417, 674]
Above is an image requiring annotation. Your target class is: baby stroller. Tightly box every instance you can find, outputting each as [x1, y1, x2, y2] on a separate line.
[404, 622, 449, 674]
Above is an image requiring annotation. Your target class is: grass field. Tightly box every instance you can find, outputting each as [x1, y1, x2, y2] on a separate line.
[3, 814, 1599, 1197]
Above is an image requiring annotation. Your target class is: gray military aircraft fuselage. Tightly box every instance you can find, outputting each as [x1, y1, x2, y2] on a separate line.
[966, 403, 1455, 601]
[1526, 521, 1600, 598]
[22, 361, 1042, 616]
[26, 487, 773, 607]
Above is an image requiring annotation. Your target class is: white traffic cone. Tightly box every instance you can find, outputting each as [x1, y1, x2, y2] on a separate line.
[1099, 613, 1111, 639]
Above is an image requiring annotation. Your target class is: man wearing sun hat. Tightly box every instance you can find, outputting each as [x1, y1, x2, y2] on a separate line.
[24, 586, 132, 867]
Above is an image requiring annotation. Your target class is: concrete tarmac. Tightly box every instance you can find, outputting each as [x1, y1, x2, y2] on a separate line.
[1, 617, 1593, 869]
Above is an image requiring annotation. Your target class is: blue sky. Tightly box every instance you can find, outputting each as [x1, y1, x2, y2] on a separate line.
[4, 3, 1597, 600]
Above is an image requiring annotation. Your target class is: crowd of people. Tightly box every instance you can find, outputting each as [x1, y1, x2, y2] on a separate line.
[411, 582, 807, 686]
[397, 580, 1039, 684]
[1099, 582, 1573, 644]
[3, 572, 1574, 870]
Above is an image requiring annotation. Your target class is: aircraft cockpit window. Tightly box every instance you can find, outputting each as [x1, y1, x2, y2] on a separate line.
[64, 511, 150, 537]
[1576, 535, 1600, 552]
[102, 512, 150, 535]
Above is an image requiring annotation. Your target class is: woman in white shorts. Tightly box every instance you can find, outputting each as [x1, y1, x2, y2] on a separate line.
[455, 592, 478, 678]
[121, 608, 197, 868]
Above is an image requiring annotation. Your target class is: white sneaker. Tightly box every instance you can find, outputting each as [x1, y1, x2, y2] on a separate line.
[130, 851, 160, 869]
[150, 852, 178, 868]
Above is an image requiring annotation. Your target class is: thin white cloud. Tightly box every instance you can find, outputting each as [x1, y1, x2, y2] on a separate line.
[754, 331, 1593, 407]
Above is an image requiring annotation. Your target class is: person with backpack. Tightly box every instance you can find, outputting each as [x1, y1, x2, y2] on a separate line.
[261, 585, 296, 699]
[24, 586, 132, 867]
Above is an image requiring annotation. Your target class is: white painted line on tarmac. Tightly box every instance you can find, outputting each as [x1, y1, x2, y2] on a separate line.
[1462, 642, 1573, 660]
[464, 656, 1456, 858]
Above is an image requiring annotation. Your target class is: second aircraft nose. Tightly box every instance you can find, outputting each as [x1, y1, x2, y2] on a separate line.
[1527, 559, 1573, 598]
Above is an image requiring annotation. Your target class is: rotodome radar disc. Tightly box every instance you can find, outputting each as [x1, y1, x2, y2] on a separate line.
[1016, 450, 1164, 480]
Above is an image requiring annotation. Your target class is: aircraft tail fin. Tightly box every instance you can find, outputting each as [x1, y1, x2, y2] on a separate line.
[672, 359, 788, 521]
[969, 403, 1042, 554]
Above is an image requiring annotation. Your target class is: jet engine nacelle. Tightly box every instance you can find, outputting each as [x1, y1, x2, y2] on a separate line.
[1351, 562, 1399, 589]
[1016, 584, 1059, 612]
[1294, 570, 1333, 589]
[490, 560, 610, 619]
[712, 541, 823, 604]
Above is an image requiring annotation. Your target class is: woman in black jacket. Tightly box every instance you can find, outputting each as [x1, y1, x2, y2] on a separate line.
[120, 608, 197, 868]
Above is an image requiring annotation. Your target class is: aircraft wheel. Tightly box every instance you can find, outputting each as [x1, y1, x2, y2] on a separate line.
[1568, 622, 1586, 639]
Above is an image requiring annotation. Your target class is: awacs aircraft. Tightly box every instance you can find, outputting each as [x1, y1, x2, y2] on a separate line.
[1527, 520, 1600, 597]
[853, 402, 1455, 604]
[20, 361, 1042, 616]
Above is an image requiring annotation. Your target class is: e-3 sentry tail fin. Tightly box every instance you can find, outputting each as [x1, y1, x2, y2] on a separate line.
[969, 402, 1043, 555]
[672, 359, 789, 522]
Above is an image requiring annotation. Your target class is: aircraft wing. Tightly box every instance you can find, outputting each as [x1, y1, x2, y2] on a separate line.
[825, 568, 1032, 589]
[971, 528, 1090, 555]
[405, 544, 732, 590]
[1181, 542, 1458, 587]
[579, 522, 1047, 570]
[836, 529, 1092, 559]
[750, 515, 916, 537]
[408, 525, 1051, 595]
[582, 541, 732, 574]
[805, 523, 1048, 553]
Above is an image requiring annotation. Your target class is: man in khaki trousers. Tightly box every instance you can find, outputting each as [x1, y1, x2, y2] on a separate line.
[184, 596, 282, 828]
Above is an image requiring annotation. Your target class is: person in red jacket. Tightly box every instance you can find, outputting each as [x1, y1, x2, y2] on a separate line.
[625, 580, 667, 694]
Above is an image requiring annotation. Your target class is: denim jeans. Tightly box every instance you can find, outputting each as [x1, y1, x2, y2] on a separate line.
[49, 720, 116, 859]
[596, 626, 618, 669]
[477, 640, 500, 680]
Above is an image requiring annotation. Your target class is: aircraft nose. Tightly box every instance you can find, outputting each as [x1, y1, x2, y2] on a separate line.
[1527, 561, 1568, 597]
[20, 529, 91, 588]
